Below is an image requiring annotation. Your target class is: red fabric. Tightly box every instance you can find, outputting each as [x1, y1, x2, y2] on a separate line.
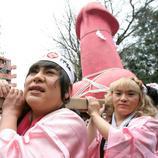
[17, 112, 42, 135]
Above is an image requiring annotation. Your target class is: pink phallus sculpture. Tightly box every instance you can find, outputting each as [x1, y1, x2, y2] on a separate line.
[72, 2, 135, 99]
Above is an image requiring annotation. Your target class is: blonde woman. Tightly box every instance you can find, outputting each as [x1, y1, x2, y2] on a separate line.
[87, 77, 158, 158]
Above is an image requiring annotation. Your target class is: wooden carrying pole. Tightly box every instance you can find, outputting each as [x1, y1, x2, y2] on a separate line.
[0, 97, 105, 113]
[66, 98, 105, 111]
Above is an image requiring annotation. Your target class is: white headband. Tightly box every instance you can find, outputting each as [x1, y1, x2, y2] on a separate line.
[37, 52, 76, 84]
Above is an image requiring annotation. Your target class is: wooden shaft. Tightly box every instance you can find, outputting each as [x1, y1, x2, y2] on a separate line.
[66, 98, 105, 111]
[0, 97, 105, 113]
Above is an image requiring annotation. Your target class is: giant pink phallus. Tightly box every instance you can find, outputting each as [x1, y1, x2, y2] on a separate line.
[72, 2, 135, 100]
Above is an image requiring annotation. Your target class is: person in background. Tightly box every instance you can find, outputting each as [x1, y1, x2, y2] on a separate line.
[0, 52, 88, 158]
[87, 77, 158, 158]
[145, 83, 158, 107]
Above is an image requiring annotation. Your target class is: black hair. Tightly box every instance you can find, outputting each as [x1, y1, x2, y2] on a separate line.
[18, 60, 72, 124]
[146, 85, 158, 107]
[27, 60, 72, 103]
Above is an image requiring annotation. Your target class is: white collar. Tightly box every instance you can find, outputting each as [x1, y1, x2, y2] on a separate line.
[112, 112, 136, 128]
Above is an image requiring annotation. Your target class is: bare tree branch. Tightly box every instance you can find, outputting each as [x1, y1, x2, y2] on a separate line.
[116, 0, 155, 45]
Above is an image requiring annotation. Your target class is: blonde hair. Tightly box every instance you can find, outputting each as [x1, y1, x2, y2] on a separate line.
[104, 77, 158, 121]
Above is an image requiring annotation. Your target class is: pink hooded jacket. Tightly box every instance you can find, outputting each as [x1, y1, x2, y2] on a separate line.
[88, 116, 158, 158]
[0, 108, 88, 158]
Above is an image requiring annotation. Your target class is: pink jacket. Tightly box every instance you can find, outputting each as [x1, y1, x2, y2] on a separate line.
[0, 108, 88, 158]
[88, 116, 158, 158]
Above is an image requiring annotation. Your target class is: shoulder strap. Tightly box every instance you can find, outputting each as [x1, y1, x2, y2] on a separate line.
[100, 137, 105, 158]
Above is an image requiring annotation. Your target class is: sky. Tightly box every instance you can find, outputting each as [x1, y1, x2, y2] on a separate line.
[1, 0, 156, 89]
[0, 0, 97, 89]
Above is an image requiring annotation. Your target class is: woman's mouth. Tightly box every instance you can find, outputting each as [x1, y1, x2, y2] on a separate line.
[29, 85, 45, 92]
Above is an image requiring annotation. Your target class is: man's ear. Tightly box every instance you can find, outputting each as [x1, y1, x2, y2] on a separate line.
[65, 86, 72, 99]
[65, 92, 69, 99]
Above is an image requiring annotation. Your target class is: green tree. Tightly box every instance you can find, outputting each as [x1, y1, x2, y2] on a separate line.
[120, 7, 158, 83]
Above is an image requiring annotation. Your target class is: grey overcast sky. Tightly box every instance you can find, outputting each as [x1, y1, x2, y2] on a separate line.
[0, 0, 97, 89]
[0, 0, 155, 89]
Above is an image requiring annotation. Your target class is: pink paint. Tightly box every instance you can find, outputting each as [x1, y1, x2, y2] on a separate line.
[76, 2, 123, 77]
[72, 2, 135, 99]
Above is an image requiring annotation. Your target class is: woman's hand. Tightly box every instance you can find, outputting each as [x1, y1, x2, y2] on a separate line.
[0, 80, 11, 98]
[0, 80, 11, 115]
[2, 87, 25, 118]
[87, 96, 104, 116]
[86, 96, 110, 140]
[0, 88, 25, 131]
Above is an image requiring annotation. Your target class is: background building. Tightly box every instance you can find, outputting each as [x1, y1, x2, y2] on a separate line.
[0, 56, 16, 86]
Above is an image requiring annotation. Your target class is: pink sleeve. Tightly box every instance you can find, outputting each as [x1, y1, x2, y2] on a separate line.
[88, 131, 102, 158]
[0, 109, 88, 158]
[106, 116, 158, 157]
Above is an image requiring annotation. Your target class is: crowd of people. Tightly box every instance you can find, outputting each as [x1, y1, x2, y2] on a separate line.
[0, 52, 158, 157]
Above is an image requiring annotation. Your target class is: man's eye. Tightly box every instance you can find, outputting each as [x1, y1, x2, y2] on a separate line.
[114, 92, 121, 95]
[128, 93, 135, 96]
[29, 68, 38, 74]
[46, 70, 55, 74]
